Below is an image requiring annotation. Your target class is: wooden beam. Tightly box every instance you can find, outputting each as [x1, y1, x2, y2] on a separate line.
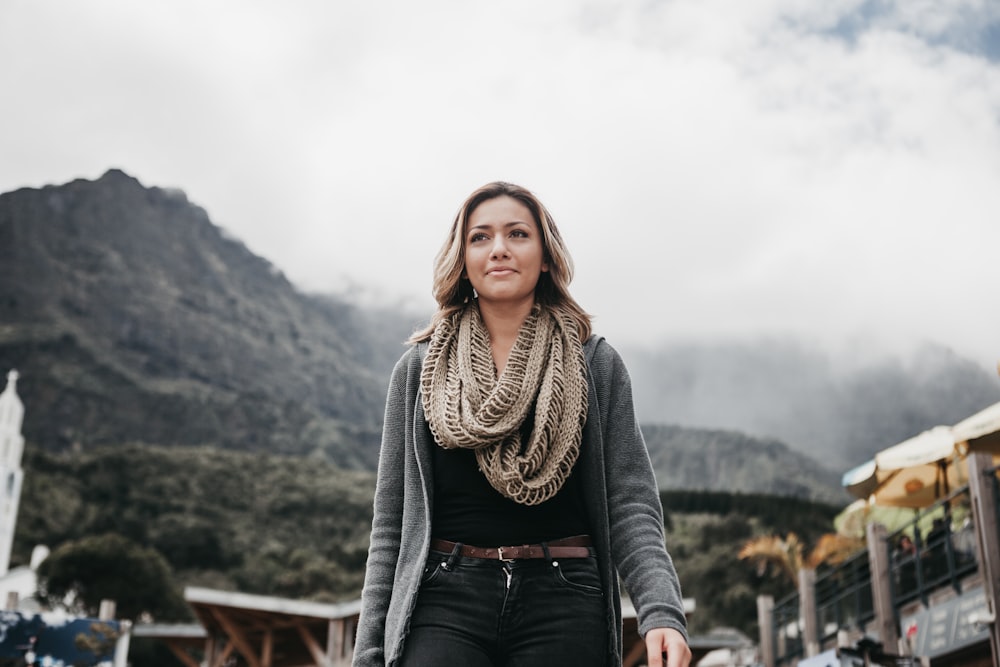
[211, 641, 235, 667]
[262, 629, 273, 667]
[210, 607, 262, 667]
[297, 623, 329, 667]
[164, 640, 200, 667]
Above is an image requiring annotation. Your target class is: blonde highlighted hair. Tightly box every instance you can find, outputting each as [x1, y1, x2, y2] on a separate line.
[409, 182, 592, 343]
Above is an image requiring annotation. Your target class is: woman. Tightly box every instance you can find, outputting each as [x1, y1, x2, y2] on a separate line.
[354, 182, 690, 667]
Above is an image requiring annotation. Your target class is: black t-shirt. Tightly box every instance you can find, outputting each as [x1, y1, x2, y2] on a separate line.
[430, 422, 590, 546]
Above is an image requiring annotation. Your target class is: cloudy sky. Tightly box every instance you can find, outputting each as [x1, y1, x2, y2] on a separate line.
[2, 0, 999, 371]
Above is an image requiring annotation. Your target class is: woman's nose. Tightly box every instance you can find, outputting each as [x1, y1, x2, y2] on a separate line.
[490, 237, 510, 258]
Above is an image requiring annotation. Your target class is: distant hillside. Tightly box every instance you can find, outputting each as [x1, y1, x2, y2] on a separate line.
[624, 340, 1000, 470]
[643, 424, 846, 504]
[0, 170, 420, 467]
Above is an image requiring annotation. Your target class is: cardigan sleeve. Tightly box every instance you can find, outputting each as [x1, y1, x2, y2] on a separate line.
[353, 351, 411, 666]
[598, 341, 689, 642]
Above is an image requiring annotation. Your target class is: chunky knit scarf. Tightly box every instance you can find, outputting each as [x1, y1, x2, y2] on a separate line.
[421, 303, 589, 506]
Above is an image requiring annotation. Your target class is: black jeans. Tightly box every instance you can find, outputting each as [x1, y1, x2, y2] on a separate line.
[398, 548, 608, 666]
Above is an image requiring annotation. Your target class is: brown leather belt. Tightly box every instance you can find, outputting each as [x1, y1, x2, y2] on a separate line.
[430, 536, 593, 561]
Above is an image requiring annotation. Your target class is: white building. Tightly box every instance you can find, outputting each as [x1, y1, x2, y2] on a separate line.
[0, 370, 25, 578]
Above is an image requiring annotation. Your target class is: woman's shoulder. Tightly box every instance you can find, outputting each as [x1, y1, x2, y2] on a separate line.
[584, 333, 618, 361]
[583, 334, 629, 376]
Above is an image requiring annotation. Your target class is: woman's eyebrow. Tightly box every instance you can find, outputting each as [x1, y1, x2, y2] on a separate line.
[468, 220, 531, 231]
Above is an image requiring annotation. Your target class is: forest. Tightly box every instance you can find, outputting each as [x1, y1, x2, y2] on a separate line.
[17, 443, 842, 665]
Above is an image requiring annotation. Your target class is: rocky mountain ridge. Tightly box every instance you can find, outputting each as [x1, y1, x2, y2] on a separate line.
[0, 169, 419, 468]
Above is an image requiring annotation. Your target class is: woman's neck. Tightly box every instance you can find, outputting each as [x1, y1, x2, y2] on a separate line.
[478, 298, 535, 375]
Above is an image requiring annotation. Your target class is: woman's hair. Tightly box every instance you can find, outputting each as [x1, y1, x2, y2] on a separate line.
[409, 181, 592, 343]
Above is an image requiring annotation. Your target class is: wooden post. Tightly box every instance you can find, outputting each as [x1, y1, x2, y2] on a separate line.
[757, 595, 775, 667]
[113, 620, 131, 667]
[799, 568, 819, 656]
[328, 618, 352, 665]
[99, 599, 116, 621]
[262, 629, 273, 667]
[968, 451, 1000, 664]
[866, 522, 899, 653]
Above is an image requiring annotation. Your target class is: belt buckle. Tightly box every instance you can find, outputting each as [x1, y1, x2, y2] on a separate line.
[497, 547, 515, 562]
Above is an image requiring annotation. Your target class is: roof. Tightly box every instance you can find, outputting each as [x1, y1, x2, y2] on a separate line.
[184, 586, 361, 620]
[180, 586, 360, 666]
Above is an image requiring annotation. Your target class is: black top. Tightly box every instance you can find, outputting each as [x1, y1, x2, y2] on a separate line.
[430, 422, 590, 546]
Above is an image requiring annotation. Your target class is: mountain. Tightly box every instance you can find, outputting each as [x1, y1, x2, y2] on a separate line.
[643, 424, 846, 504]
[0, 169, 421, 468]
[623, 339, 1000, 471]
[2, 169, 993, 498]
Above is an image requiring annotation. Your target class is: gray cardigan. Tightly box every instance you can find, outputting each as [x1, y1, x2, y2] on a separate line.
[353, 336, 688, 666]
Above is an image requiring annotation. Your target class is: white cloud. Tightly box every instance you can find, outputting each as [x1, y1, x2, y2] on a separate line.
[1, 0, 998, 370]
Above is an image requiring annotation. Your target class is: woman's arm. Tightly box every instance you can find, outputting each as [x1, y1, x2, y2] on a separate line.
[353, 353, 411, 666]
[596, 342, 689, 656]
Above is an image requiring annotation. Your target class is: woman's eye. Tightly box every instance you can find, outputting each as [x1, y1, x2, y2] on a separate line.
[510, 229, 528, 238]
[469, 233, 488, 243]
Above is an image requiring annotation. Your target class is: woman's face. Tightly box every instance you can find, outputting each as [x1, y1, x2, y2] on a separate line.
[463, 195, 548, 309]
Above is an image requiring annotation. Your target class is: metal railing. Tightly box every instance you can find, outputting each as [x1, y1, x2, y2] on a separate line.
[815, 548, 875, 644]
[886, 486, 978, 611]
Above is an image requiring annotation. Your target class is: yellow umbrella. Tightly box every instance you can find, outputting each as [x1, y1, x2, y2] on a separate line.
[869, 426, 965, 509]
[842, 403, 1000, 510]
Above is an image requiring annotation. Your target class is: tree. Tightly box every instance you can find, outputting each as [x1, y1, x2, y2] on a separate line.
[738, 533, 806, 585]
[738, 532, 866, 585]
[37, 533, 189, 621]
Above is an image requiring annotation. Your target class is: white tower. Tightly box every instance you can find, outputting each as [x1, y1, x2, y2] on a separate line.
[0, 370, 26, 576]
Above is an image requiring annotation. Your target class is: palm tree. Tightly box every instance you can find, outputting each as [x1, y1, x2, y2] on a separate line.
[738, 533, 805, 586]
[738, 532, 865, 585]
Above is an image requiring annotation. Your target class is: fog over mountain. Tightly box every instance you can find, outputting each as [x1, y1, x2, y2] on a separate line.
[3, 170, 996, 499]
[622, 339, 1000, 471]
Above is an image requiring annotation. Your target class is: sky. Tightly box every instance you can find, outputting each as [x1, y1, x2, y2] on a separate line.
[2, 0, 999, 372]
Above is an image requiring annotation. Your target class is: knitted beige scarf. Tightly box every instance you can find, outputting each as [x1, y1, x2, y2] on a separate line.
[421, 303, 588, 506]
